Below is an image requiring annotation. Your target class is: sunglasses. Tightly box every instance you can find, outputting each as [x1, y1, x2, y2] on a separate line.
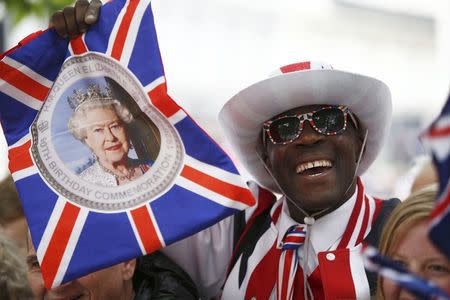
[263, 105, 357, 145]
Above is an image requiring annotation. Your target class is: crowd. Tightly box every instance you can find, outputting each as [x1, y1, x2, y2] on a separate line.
[0, 0, 449, 299]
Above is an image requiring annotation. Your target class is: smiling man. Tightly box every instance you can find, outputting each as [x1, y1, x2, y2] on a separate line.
[213, 61, 400, 299]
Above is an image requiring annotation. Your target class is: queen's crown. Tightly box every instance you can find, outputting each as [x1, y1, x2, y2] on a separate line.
[67, 84, 114, 110]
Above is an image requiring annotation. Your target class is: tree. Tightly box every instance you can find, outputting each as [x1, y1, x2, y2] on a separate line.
[1, 0, 74, 24]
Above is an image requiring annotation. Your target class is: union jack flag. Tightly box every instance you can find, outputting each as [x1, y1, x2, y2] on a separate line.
[422, 92, 450, 259]
[0, 0, 254, 289]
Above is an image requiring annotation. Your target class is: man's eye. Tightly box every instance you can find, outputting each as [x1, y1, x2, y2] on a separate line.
[93, 128, 103, 133]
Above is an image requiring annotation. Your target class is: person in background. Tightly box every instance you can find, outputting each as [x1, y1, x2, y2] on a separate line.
[0, 175, 28, 257]
[25, 232, 199, 299]
[377, 185, 450, 299]
[0, 233, 34, 300]
[410, 159, 438, 194]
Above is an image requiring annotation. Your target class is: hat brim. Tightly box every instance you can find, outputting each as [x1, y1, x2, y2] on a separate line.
[219, 69, 392, 193]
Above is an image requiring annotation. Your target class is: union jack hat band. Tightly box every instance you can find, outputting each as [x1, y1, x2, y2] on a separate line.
[218, 61, 392, 193]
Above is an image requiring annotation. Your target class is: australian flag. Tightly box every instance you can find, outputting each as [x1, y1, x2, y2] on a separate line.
[0, 0, 255, 289]
[423, 91, 450, 258]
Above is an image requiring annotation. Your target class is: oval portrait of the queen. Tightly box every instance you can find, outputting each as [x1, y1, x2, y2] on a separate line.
[31, 53, 184, 211]
[59, 78, 160, 186]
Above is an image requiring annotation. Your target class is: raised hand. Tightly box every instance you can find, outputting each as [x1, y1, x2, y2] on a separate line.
[50, 0, 102, 38]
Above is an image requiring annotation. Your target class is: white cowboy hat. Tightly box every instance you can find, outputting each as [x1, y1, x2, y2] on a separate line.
[218, 61, 392, 193]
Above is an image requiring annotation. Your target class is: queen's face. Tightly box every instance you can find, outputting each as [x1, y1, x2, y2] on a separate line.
[83, 107, 130, 166]
[382, 220, 450, 299]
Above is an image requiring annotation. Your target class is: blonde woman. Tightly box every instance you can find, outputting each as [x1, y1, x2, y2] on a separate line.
[377, 185, 450, 299]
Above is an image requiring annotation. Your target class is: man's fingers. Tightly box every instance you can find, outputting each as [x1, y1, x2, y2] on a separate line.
[63, 6, 79, 38]
[85, 0, 102, 25]
[50, 11, 68, 38]
[75, 0, 90, 33]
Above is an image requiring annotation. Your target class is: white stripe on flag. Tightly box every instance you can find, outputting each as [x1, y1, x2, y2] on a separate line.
[8, 134, 31, 150]
[143, 76, 165, 94]
[68, 43, 74, 56]
[120, 0, 152, 66]
[428, 137, 450, 162]
[0, 79, 43, 110]
[36, 198, 67, 262]
[12, 165, 38, 181]
[127, 210, 146, 255]
[175, 176, 248, 211]
[2, 56, 53, 88]
[168, 109, 186, 125]
[52, 207, 89, 287]
[184, 155, 248, 189]
[147, 203, 165, 248]
[106, 0, 129, 56]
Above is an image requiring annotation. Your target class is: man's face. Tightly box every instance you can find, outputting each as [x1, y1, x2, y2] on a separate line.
[26, 234, 136, 300]
[264, 104, 362, 218]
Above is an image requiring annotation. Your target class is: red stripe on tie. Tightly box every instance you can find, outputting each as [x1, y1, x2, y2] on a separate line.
[41, 202, 80, 289]
[111, 0, 139, 60]
[8, 140, 33, 173]
[147, 84, 181, 118]
[130, 205, 162, 253]
[280, 61, 311, 74]
[0, 61, 49, 101]
[70, 36, 88, 54]
[280, 251, 293, 300]
[355, 196, 370, 245]
[338, 178, 364, 249]
[180, 165, 255, 207]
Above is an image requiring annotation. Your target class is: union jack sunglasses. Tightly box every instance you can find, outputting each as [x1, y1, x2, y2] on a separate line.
[263, 105, 358, 145]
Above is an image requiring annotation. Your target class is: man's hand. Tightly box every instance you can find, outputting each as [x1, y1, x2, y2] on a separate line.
[50, 0, 102, 38]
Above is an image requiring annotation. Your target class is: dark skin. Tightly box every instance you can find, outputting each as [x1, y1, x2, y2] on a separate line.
[263, 104, 364, 223]
[50, 0, 102, 38]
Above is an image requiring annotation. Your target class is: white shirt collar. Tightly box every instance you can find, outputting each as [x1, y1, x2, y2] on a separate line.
[276, 189, 357, 252]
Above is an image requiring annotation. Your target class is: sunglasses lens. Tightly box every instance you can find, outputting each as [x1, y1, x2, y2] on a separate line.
[269, 117, 300, 143]
[313, 107, 345, 134]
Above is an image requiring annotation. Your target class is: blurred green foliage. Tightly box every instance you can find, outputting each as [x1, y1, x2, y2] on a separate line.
[1, 0, 74, 24]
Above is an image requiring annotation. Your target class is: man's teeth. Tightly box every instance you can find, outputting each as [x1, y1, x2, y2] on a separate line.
[296, 160, 332, 174]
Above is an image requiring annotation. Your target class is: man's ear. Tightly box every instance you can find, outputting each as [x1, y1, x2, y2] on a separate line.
[121, 259, 136, 281]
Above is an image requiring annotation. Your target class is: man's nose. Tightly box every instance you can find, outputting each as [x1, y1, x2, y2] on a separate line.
[295, 121, 325, 146]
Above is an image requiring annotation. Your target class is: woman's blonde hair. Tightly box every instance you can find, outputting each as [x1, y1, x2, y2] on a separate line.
[68, 99, 134, 141]
[0, 233, 34, 300]
[376, 184, 437, 299]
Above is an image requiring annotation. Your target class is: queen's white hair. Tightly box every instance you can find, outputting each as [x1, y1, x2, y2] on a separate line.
[68, 99, 134, 141]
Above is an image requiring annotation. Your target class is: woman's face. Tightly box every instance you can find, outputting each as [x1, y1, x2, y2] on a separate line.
[83, 107, 130, 166]
[382, 220, 450, 299]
